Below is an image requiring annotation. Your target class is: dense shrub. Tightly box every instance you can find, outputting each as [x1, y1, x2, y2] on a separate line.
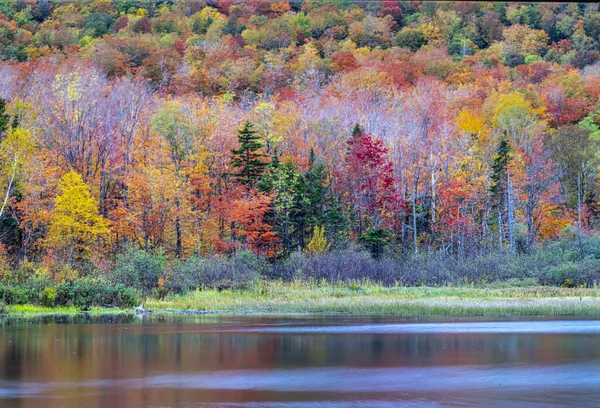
[55, 279, 139, 308]
[168, 250, 264, 292]
[113, 248, 166, 296]
[280, 250, 397, 283]
[39, 287, 56, 307]
[0, 278, 139, 308]
[273, 238, 600, 287]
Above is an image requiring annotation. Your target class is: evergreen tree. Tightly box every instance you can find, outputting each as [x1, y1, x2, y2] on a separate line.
[257, 151, 280, 193]
[271, 160, 308, 255]
[230, 121, 269, 186]
[304, 148, 328, 226]
[489, 137, 514, 249]
[0, 98, 10, 139]
[305, 148, 347, 246]
[490, 137, 512, 200]
[260, 149, 348, 253]
[359, 228, 391, 259]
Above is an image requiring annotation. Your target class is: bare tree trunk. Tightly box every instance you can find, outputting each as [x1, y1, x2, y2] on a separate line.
[577, 171, 583, 259]
[68, 236, 74, 266]
[577, 172, 582, 236]
[430, 150, 436, 226]
[175, 199, 182, 257]
[197, 219, 202, 258]
[497, 208, 503, 247]
[0, 155, 17, 220]
[507, 174, 515, 252]
[412, 191, 418, 254]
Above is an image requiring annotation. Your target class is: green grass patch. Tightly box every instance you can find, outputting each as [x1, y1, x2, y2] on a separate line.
[5, 304, 127, 315]
[6, 281, 600, 318]
[143, 281, 600, 318]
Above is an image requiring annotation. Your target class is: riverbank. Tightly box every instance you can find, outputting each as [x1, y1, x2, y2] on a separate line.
[5, 282, 600, 318]
[145, 282, 600, 317]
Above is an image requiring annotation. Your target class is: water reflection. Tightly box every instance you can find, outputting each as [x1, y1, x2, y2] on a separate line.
[0, 315, 599, 407]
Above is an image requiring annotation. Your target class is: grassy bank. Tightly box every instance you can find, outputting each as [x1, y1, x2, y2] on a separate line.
[3, 305, 130, 315]
[4, 282, 600, 318]
[143, 281, 600, 317]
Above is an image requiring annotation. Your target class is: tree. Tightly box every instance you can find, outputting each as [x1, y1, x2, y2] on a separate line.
[0, 98, 10, 138]
[229, 192, 279, 257]
[305, 149, 347, 245]
[47, 171, 109, 265]
[341, 125, 402, 236]
[512, 138, 560, 247]
[151, 101, 198, 257]
[359, 227, 391, 259]
[502, 24, 549, 57]
[545, 124, 599, 235]
[0, 128, 34, 222]
[268, 159, 308, 255]
[230, 121, 269, 186]
[306, 225, 330, 255]
[490, 137, 515, 250]
[394, 29, 424, 51]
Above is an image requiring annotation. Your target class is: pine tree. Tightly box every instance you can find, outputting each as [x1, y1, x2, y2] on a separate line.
[490, 137, 514, 249]
[490, 137, 512, 200]
[230, 121, 269, 186]
[257, 151, 280, 193]
[305, 148, 348, 247]
[0, 98, 10, 139]
[304, 148, 329, 227]
[271, 160, 308, 255]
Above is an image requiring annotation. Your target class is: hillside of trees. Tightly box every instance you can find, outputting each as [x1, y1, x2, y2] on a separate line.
[2, 1, 600, 298]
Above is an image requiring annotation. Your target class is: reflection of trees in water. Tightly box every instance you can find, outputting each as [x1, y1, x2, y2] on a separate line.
[0, 318, 598, 406]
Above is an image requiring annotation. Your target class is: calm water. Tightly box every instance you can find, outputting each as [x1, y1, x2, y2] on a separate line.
[0, 315, 599, 407]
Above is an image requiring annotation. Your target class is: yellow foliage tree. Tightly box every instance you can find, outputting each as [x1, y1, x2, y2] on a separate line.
[457, 109, 485, 136]
[47, 171, 109, 265]
[306, 226, 330, 255]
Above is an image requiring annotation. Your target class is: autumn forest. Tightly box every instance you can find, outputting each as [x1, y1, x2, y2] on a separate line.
[1, 0, 600, 305]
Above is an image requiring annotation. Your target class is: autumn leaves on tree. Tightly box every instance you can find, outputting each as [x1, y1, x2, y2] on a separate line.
[4, 1, 600, 273]
[342, 125, 404, 256]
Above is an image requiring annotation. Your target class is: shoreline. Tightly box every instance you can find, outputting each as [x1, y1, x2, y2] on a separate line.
[3, 284, 600, 318]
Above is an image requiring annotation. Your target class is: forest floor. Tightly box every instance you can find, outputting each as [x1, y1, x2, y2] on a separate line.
[6, 282, 600, 317]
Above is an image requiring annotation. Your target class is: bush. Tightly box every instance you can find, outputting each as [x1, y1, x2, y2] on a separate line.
[539, 259, 600, 287]
[279, 250, 398, 284]
[39, 287, 56, 307]
[0, 285, 30, 304]
[4, 238, 600, 307]
[113, 247, 166, 296]
[168, 250, 264, 293]
[0, 277, 139, 308]
[55, 279, 139, 308]
[273, 237, 600, 287]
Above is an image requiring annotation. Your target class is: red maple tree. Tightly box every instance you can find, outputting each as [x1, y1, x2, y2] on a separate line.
[341, 125, 405, 234]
